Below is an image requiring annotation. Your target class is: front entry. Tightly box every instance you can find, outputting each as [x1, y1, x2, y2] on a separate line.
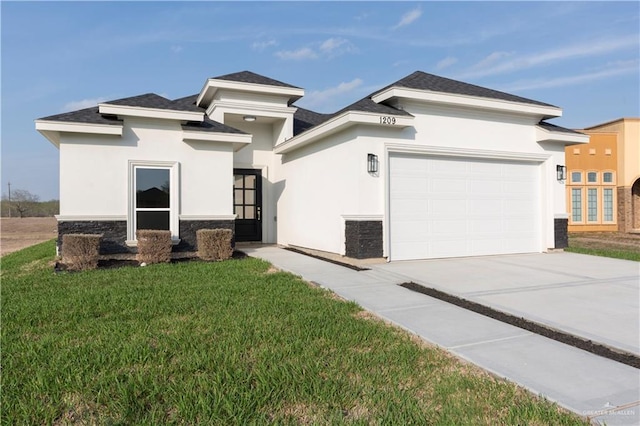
[233, 169, 262, 242]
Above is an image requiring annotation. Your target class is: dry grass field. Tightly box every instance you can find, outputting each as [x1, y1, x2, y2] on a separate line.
[0, 217, 57, 257]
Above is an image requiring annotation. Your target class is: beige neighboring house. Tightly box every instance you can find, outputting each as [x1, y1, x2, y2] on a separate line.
[568, 118, 639, 233]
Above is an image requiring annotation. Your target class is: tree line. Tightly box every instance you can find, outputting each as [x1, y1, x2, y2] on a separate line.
[1, 189, 59, 218]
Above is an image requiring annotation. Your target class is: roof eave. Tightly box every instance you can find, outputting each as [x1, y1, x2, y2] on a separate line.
[372, 87, 562, 119]
[98, 104, 204, 122]
[274, 111, 414, 155]
[536, 126, 590, 145]
[182, 130, 252, 152]
[197, 78, 305, 109]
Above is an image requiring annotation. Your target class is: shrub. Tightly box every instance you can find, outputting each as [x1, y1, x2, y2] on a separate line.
[61, 234, 102, 271]
[197, 228, 233, 261]
[136, 230, 172, 264]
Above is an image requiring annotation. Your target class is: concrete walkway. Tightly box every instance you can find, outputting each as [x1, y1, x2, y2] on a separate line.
[244, 246, 640, 426]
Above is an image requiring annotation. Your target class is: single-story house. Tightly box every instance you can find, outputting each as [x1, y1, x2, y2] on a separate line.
[36, 70, 589, 261]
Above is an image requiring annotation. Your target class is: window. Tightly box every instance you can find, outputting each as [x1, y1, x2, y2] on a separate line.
[128, 161, 179, 244]
[587, 172, 597, 183]
[587, 188, 598, 222]
[603, 172, 614, 183]
[603, 188, 614, 222]
[136, 168, 170, 230]
[571, 188, 582, 222]
[571, 171, 582, 184]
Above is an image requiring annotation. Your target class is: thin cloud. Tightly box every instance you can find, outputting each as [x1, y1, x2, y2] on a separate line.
[436, 56, 458, 70]
[501, 60, 639, 92]
[62, 97, 109, 112]
[459, 35, 639, 79]
[392, 7, 422, 30]
[276, 38, 355, 61]
[170, 45, 183, 53]
[303, 78, 364, 109]
[471, 51, 512, 70]
[252, 39, 277, 51]
[275, 47, 318, 60]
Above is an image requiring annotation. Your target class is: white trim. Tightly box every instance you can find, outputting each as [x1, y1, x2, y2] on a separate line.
[98, 104, 203, 122]
[179, 215, 237, 221]
[56, 215, 127, 221]
[197, 78, 305, 108]
[182, 130, 252, 151]
[35, 120, 123, 147]
[554, 213, 569, 219]
[536, 126, 589, 145]
[274, 111, 414, 155]
[127, 160, 180, 242]
[372, 87, 562, 118]
[385, 143, 549, 163]
[207, 101, 298, 118]
[341, 215, 384, 221]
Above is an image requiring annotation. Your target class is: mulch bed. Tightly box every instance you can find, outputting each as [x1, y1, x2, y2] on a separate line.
[400, 282, 640, 369]
[55, 250, 247, 272]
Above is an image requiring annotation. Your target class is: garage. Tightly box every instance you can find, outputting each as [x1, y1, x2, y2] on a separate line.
[389, 153, 542, 261]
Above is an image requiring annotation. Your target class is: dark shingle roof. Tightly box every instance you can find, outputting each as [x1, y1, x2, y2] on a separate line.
[105, 93, 203, 112]
[293, 107, 332, 135]
[38, 107, 122, 126]
[537, 121, 585, 135]
[213, 71, 301, 89]
[172, 94, 205, 112]
[374, 71, 557, 108]
[182, 117, 247, 135]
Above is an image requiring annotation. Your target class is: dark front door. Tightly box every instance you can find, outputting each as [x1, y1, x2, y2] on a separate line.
[234, 169, 262, 242]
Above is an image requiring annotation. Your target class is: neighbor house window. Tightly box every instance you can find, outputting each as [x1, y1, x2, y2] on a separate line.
[603, 172, 614, 183]
[587, 188, 598, 222]
[603, 188, 614, 222]
[127, 161, 179, 244]
[571, 188, 582, 222]
[587, 172, 597, 183]
[571, 171, 582, 183]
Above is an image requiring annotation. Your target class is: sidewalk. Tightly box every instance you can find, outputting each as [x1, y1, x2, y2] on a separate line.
[244, 246, 640, 426]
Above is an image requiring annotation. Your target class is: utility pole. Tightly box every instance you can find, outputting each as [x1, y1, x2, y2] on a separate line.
[7, 181, 11, 217]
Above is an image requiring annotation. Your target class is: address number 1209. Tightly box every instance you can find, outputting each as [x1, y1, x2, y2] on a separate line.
[380, 116, 397, 125]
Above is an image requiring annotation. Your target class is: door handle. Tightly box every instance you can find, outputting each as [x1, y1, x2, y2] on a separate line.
[257, 206, 261, 221]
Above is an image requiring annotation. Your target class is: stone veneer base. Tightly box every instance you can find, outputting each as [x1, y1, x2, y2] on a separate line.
[554, 218, 568, 249]
[345, 220, 383, 259]
[58, 220, 235, 255]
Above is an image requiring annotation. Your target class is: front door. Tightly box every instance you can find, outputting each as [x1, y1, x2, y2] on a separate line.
[233, 169, 262, 242]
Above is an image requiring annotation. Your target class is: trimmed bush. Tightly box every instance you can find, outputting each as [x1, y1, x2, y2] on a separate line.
[136, 230, 172, 264]
[62, 234, 102, 271]
[196, 228, 233, 261]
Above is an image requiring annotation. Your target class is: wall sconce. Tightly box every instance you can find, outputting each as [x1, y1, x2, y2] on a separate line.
[367, 153, 378, 174]
[243, 115, 256, 122]
[556, 165, 567, 181]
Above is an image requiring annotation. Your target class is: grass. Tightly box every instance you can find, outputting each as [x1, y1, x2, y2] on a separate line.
[1, 240, 587, 425]
[564, 246, 640, 261]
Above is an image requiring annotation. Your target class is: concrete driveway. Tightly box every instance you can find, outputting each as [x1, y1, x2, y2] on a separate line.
[374, 252, 640, 355]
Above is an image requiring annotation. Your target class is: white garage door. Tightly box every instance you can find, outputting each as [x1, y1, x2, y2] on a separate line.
[389, 153, 541, 261]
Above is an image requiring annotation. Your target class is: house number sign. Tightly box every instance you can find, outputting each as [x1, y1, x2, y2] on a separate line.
[379, 116, 397, 125]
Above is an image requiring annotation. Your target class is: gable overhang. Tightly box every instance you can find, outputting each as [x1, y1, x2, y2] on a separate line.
[182, 130, 253, 152]
[372, 87, 562, 119]
[35, 120, 123, 147]
[196, 78, 305, 109]
[98, 103, 204, 122]
[536, 126, 590, 146]
[274, 111, 414, 155]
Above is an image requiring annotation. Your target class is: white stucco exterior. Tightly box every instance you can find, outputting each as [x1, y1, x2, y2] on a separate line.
[37, 70, 588, 259]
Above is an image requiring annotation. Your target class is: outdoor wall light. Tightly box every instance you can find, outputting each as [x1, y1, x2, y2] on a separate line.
[556, 165, 567, 181]
[243, 115, 256, 122]
[367, 153, 379, 174]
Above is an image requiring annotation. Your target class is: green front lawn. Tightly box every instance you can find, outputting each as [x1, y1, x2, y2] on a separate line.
[1, 240, 586, 425]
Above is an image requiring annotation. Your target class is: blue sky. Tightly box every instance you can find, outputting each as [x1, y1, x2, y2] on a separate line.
[2, 1, 639, 201]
